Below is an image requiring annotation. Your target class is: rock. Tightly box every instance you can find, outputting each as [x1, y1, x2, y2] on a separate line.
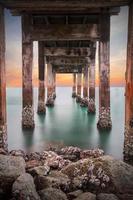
[12, 173, 40, 200]
[97, 193, 119, 200]
[34, 170, 71, 192]
[10, 149, 26, 158]
[28, 165, 50, 177]
[60, 146, 81, 160]
[74, 192, 96, 200]
[0, 148, 8, 155]
[67, 190, 83, 199]
[0, 155, 25, 191]
[80, 149, 104, 159]
[26, 159, 43, 170]
[38, 188, 68, 200]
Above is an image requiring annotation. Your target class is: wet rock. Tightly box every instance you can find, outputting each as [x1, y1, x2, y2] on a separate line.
[80, 98, 88, 107]
[10, 149, 26, 158]
[88, 98, 96, 114]
[76, 95, 82, 103]
[26, 159, 43, 170]
[38, 188, 68, 200]
[60, 146, 81, 160]
[0, 147, 8, 155]
[67, 190, 83, 199]
[74, 192, 96, 200]
[80, 149, 104, 159]
[28, 151, 42, 161]
[12, 173, 40, 200]
[28, 165, 50, 177]
[34, 170, 71, 192]
[97, 193, 119, 200]
[0, 155, 25, 191]
[46, 96, 54, 107]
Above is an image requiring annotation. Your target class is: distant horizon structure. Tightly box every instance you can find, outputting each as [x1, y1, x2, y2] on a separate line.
[0, 0, 133, 165]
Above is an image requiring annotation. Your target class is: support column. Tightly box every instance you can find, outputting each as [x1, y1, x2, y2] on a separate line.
[46, 63, 54, 106]
[53, 70, 56, 99]
[124, 2, 133, 164]
[22, 14, 34, 129]
[97, 14, 112, 130]
[0, 6, 7, 150]
[37, 42, 46, 114]
[83, 65, 88, 98]
[72, 73, 76, 98]
[76, 73, 82, 103]
[88, 58, 96, 114]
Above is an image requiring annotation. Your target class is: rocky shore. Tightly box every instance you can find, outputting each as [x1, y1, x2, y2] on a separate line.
[0, 146, 133, 200]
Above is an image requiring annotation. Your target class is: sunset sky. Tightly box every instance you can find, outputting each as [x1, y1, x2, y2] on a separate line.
[5, 6, 128, 87]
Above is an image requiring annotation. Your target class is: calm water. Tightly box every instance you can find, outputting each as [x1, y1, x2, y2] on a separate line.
[7, 87, 125, 160]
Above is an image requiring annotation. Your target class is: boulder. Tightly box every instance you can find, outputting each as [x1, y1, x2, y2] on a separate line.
[28, 165, 50, 177]
[97, 193, 119, 200]
[12, 173, 40, 200]
[39, 188, 68, 200]
[74, 192, 96, 200]
[60, 146, 81, 160]
[80, 149, 104, 159]
[0, 155, 25, 191]
[26, 159, 43, 170]
[67, 190, 83, 199]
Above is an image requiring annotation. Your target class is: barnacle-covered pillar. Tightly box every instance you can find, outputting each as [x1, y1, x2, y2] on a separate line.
[124, 2, 133, 165]
[22, 14, 34, 129]
[97, 14, 112, 130]
[83, 65, 88, 98]
[76, 73, 82, 103]
[53, 70, 56, 99]
[88, 58, 96, 113]
[0, 6, 7, 150]
[46, 62, 54, 106]
[37, 42, 46, 114]
[72, 73, 76, 98]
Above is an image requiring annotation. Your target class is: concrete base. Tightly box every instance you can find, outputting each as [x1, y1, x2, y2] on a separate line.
[22, 106, 35, 129]
[97, 107, 112, 130]
[76, 95, 82, 103]
[88, 98, 96, 114]
[124, 127, 133, 165]
[46, 96, 54, 107]
[0, 125, 8, 151]
[37, 101, 46, 114]
[80, 98, 88, 107]
[72, 92, 76, 98]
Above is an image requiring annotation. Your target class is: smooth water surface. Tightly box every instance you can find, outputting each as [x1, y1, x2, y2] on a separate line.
[7, 87, 125, 159]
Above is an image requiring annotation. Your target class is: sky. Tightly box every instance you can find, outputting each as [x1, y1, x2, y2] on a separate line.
[5, 7, 128, 87]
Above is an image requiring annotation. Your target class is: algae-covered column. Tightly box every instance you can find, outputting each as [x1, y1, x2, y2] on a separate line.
[76, 73, 82, 103]
[37, 42, 46, 114]
[124, 2, 133, 164]
[88, 58, 96, 114]
[46, 62, 54, 106]
[22, 14, 34, 128]
[97, 13, 112, 130]
[0, 6, 7, 150]
[72, 73, 76, 98]
[83, 65, 88, 98]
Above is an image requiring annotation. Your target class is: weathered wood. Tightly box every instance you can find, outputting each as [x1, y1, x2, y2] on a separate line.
[77, 73, 82, 96]
[97, 13, 112, 129]
[53, 71, 56, 98]
[0, 5, 7, 150]
[47, 63, 54, 97]
[72, 73, 76, 97]
[83, 65, 88, 98]
[47, 56, 90, 66]
[53, 65, 82, 73]
[22, 14, 34, 128]
[38, 42, 46, 114]
[124, 2, 133, 164]
[32, 24, 99, 41]
[44, 47, 91, 57]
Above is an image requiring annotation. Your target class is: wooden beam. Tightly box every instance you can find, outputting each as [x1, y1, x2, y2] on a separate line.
[83, 65, 88, 98]
[31, 24, 99, 41]
[53, 65, 83, 73]
[46, 56, 90, 65]
[77, 73, 82, 96]
[72, 73, 76, 97]
[44, 47, 91, 57]
[0, 5, 7, 150]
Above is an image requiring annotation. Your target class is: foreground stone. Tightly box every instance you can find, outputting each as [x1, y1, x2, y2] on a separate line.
[12, 173, 40, 200]
[97, 193, 119, 200]
[0, 155, 25, 191]
[39, 188, 68, 200]
[74, 192, 96, 200]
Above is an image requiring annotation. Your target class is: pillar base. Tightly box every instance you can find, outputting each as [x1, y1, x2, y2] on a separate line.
[76, 95, 82, 103]
[52, 92, 56, 100]
[72, 92, 76, 98]
[80, 98, 88, 107]
[97, 107, 112, 130]
[37, 101, 46, 114]
[124, 127, 133, 165]
[0, 125, 8, 151]
[46, 96, 54, 107]
[22, 106, 35, 129]
[88, 98, 96, 114]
